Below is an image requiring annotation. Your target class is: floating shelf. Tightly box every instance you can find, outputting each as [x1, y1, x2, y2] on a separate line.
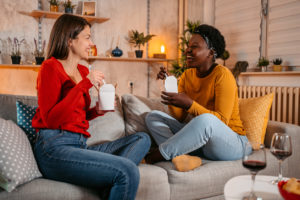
[19, 10, 109, 24]
[240, 71, 300, 76]
[0, 64, 40, 70]
[88, 56, 173, 63]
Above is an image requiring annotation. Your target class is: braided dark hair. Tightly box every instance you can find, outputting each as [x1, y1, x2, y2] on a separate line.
[193, 24, 225, 59]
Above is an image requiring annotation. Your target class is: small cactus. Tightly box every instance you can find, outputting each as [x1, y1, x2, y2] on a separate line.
[272, 58, 282, 65]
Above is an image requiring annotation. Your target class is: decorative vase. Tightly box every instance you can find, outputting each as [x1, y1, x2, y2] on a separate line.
[112, 46, 123, 57]
[272, 65, 282, 72]
[11, 56, 21, 64]
[135, 50, 143, 58]
[65, 7, 73, 14]
[35, 57, 45, 65]
[261, 66, 267, 72]
[50, 5, 59, 12]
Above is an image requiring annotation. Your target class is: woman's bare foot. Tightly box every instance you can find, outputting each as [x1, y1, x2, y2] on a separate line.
[172, 155, 202, 172]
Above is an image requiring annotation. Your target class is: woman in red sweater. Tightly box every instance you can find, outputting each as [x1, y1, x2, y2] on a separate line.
[32, 14, 151, 200]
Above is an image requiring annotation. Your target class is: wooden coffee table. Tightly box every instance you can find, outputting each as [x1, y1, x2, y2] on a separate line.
[224, 175, 284, 200]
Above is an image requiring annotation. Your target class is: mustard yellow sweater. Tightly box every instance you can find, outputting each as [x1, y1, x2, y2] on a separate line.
[169, 65, 245, 135]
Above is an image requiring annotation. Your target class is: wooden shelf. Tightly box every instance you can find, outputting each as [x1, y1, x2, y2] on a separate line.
[88, 56, 173, 63]
[240, 71, 300, 76]
[0, 64, 40, 70]
[19, 10, 109, 24]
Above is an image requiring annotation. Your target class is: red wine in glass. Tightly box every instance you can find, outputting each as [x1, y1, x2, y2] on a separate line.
[270, 149, 292, 161]
[243, 160, 266, 172]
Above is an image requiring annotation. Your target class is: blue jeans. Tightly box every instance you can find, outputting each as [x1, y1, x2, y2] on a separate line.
[145, 111, 249, 161]
[34, 129, 151, 200]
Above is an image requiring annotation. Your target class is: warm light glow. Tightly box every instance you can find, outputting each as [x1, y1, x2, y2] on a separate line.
[160, 45, 165, 53]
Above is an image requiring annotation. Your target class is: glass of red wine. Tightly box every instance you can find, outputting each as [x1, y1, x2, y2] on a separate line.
[242, 142, 266, 200]
[270, 133, 292, 184]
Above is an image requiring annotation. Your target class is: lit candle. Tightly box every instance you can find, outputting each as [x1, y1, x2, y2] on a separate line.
[154, 45, 166, 59]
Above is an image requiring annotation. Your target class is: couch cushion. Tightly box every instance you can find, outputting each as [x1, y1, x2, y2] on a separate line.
[0, 94, 37, 124]
[121, 94, 169, 135]
[239, 93, 274, 145]
[87, 95, 125, 146]
[155, 149, 281, 200]
[16, 101, 37, 146]
[0, 118, 41, 192]
[136, 164, 170, 200]
[0, 165, 170, 200]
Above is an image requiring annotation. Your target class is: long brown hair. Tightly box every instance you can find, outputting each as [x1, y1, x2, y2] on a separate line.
[47, 14, 91, 59]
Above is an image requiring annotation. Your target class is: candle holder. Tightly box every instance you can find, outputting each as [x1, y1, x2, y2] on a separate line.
[153, 53, 166, 59]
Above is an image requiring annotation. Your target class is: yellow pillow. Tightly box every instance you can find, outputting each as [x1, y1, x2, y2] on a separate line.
[239, 93, 274, 145]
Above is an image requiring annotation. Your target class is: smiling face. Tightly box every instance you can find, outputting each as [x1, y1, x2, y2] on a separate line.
[69, 25, 94, 60]
[185, 34, 213, 70]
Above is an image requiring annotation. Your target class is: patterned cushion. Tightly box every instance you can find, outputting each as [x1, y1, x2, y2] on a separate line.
[16, 101, 37, 146]
[239, 93, 274, 145]
[0, 118, 42, 192]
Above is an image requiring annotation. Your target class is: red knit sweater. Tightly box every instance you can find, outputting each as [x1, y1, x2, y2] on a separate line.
[32, 57, 101, 137]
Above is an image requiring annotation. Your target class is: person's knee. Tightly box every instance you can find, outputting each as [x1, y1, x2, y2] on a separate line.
[145, 110, 164, 125]
[136, 132, 151, 148]
[193, 113, 216, 125]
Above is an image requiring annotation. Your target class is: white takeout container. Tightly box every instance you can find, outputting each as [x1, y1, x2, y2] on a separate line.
[164, 75, 178, 93]
[98, 84, 115, 110]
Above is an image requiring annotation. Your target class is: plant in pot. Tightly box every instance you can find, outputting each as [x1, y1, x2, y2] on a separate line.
[258, 57, 269, 72]
[128, 30, 155, 58]
[220, 49, 230, 66]
[8, 37, 25, 64]
[49, 0, 60, 12]
[62, 0, 76, 14]
[272, 58, 283, 72]
[34, 38, 46, 65]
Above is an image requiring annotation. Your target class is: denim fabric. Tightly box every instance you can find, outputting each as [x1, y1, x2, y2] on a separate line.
[145, 111, 249, 161]
[34, 129, 151, 200]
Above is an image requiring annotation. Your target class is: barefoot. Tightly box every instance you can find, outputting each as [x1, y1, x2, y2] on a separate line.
[172, 155, 202, 172]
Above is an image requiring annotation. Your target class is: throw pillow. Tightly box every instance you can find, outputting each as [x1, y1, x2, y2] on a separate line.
[16, 101, 37, 146]
[239, 93, 274, 145]
[0, 118, 42, 192]
[87, 95, 126, 146]
[121, 94, 170, 135]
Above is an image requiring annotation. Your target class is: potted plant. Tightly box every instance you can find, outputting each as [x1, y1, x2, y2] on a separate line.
[49, 0, 60, 12]
[8, 37, 25, 64]
[128, 30, 155, 58]
[272, 58, 283, 72]
[34, 38, 46, 65]
[220, 49, 230, 66]
[258, 57, 269, 72]
[62, 0, 76, 14]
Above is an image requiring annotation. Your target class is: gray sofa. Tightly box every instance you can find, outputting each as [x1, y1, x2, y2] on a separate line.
[0, 93, 299, 200]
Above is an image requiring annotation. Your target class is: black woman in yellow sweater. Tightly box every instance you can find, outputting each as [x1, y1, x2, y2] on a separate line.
[145, 24, 249, 172]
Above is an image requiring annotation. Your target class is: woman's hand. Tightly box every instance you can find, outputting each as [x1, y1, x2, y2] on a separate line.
[95, 101, 115, 115]
[157, 66, 168, 80]
[87, 70, 105, 89]
[161, 91, 193, 110]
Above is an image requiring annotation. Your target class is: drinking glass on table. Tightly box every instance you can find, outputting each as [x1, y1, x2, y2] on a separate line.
[242, 142, 266, 200]
[270, 133, 292, 184]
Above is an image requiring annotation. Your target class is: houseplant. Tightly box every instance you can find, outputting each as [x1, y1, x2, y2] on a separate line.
[49, 0, 60, 12]
[220, 49, 230, 66]
[272, 58, 282, 72]
[128, 30, 155, 58]
[62, 0, 76, 14]
[9, 37, 25, 64]
[34, 38, 46, 65]
[169, 20, 201, 78]
[258, 57, 269, 72]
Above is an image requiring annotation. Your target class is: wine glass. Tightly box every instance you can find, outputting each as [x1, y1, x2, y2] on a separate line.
[242, 142, 266, 200]
[270, 133, 292, 184]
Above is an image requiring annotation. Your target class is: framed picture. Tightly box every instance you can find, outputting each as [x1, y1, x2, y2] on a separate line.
[82, 1, 96, 16]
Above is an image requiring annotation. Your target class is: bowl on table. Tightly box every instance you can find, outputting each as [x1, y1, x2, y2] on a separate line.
[278, 180, 300, 200]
